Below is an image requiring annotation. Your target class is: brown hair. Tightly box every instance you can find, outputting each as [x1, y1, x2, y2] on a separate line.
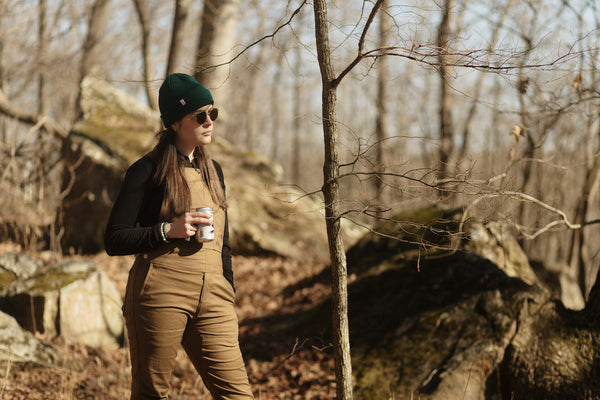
[149, 128, 227, 221]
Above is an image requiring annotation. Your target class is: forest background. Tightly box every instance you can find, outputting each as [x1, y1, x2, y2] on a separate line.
[1, 0, 600, 398]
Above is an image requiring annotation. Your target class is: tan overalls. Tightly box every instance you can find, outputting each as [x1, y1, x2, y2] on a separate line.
[123, 168, 253, 400]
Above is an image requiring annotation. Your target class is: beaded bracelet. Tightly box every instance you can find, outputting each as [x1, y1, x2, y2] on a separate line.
[160, 222, 170, 243]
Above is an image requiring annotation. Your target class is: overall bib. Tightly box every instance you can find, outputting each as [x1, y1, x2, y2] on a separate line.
[123, 168, 253, 400]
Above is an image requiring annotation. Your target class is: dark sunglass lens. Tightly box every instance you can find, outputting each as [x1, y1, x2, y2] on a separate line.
[194, 108, 218, 124]
[195, 112, 207, 124]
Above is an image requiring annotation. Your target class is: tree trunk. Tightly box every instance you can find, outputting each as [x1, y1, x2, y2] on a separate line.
[132, 0, 158, 110]
[74, 0, 112, 122]
[166, 0, 190, 76]
[374, 0, 389, 208]
[568, 149, 600, 297]
[38, 0, 47, 115]
[313, 1, 353, 399]
[292, 41, 302, 185]
[195, 0, 239, 103]
[457, 3, 508, 162]
[269, 50, 285, 161]
[515, 36, 534, 234]
[436, 0, 454, 186]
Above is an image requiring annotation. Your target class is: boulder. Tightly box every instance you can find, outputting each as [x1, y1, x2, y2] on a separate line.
[210, 140, 332, 261]
[0, 257, 123, 348]
[58, 76, 159, 254]
[290, 203, 600, 399]
[58, 131, 128, 254]
[0, 310, 56, 368]
[465, 221, 540, 286]
[0, 253, 42, 296]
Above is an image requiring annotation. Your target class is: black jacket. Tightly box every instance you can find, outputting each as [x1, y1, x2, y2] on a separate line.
[104, 155, 233, 286]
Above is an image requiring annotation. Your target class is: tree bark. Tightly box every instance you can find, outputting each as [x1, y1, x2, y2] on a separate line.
[568, 148, 600, 297]
[195, 0, 239, 99]
[436, 0, 454, 186]
[292, 41, 302, 185]
[74, 0, 112, 122]
[269, 50, 285, 161]
[313, 1, 353, 398]
[374, 0, 389, 208]
[132, 0, 158, 110]
[166, 0, 190, 76]
[457, 2, 508, 162]
[38, 0, 47, 115]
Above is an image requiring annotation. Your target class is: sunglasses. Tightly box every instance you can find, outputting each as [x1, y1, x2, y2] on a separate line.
[192, 108, 219, 124]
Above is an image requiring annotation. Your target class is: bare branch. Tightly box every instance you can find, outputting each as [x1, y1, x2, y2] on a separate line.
[196, 0, 308, 75]
[0, 87, 67, 139]
[332, 0, 384, 87]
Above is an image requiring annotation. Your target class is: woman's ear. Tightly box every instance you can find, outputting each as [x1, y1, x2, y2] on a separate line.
[171, 121, 180, 133]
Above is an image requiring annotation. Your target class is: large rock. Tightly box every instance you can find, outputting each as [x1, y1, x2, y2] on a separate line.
[465, 221, 540, 286]
[0, 257, 123, 348]
[0, 310, 56, 368]
[59, 77, 159, 254]
[287, 204, 599, 399]
[58, 131, 128, 254]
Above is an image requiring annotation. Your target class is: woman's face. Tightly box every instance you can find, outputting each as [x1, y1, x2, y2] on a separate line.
[172, 104, 215, 155]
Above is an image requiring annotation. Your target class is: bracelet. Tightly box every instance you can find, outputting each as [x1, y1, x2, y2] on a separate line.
[160, 222, 170, 243]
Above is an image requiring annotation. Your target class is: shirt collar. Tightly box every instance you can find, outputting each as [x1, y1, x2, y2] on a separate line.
[176, 149, 199, 168]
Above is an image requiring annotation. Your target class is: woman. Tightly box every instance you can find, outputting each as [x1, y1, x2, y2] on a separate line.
[105, 73, 253, 400]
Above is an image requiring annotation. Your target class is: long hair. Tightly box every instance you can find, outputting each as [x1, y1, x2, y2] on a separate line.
[149, 128, 228, 221]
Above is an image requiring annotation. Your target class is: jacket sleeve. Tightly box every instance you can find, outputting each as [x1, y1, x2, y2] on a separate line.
[104, 157, 164, 256]
[213, 160, 234, 289]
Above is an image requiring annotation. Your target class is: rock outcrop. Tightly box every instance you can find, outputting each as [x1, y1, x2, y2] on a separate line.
[0, 310, 56, 368]
[0, 254, 123, 348]
[290, 204, 600, 399]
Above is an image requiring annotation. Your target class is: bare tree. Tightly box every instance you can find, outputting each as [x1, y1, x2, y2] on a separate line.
[132, 0, 158, 110]
[166, 0, 190, 76]
[566, 4, 600, 297]
[292, 38, 302, 184]
[269, 48, 285, 161]
[195, 0, 240, 103]
[456, 0, 509, 162]
[313, 0, 353, 396]
[436, 0, 455, 186]
[74, 0, 112, 122]
[374, 0, 390, 208]
[38, 0, 48, 115]
[313, 1, 387, 397]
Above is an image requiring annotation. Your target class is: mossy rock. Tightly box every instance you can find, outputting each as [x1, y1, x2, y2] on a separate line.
[346, 204, 464, 276]
[73, 76, 160, 164]
[273, 250, 535, 399]
[0, 311, 56, 367]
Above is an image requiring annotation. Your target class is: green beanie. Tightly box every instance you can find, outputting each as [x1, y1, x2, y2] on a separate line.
[159, 73, 214, 127]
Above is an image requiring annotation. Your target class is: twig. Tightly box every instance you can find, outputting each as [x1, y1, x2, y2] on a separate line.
[258, 337, 310, 382]
[0, 357, 12, 398]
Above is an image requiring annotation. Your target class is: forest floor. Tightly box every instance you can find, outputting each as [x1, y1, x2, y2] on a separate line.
[0, 252, 337, 400]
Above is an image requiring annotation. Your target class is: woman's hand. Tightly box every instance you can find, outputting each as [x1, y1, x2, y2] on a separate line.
[164, 211, 213, 239]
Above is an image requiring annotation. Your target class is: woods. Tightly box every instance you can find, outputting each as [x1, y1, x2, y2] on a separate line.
[2, 0, 600, 398]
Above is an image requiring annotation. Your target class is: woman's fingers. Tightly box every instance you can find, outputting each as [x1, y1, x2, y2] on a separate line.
[188, 212, 213, 226]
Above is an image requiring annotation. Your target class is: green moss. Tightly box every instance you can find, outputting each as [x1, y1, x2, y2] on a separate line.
[22, 269, 91, 295]
[0, 270, 17, 294]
